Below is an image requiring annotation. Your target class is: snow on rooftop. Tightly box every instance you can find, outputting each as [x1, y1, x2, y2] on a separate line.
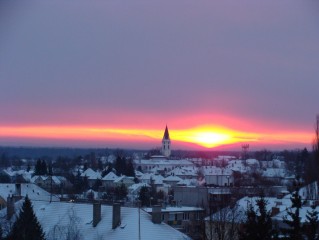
[102, 172, 118, 181]
[164, 175, 183, 182]
[134, 159, 194, 166]
[1, 201, 191, 240]
[143, 206, 204, 213]
[202, 166, 232, 175]
[0, 183, 59, 202]
[81, 168, 101, 180]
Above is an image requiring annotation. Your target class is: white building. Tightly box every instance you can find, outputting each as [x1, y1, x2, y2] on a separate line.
[203, 166, 234, 186]
[161, 125, 171, 158]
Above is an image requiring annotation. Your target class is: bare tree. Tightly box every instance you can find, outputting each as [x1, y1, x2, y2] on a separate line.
[205, 204, 242, 240]
[47, 208, 82, 240]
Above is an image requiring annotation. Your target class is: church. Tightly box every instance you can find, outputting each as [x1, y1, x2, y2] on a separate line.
[161, 125, 171, 158]
[133, 126, 194, 173]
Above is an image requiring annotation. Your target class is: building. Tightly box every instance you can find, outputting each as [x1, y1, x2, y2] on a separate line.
[1, 199, 191, 240]
[203, 166, 234, 187]
[143, 205, 205, 239]
[134, 159, 194, 174]
[161, 125, 171, 158]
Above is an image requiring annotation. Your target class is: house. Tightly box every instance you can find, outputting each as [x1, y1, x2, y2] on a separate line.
[127, 183, 150, 202]
[0, 183, 59, 209]
[134, 159, 194, 173]
[163, 175, 183, 187]
[81, 168, 102, 187]
[1, 168, 34, 183]
[204, 195, 292, 240]
[203, 166, 234, 186]
[31, 175, 71, 190]
[167, 167, 198, 180]
[1, 199, 191, 240]
[101, 172, 118, 189]
[113, 176, 135, 188]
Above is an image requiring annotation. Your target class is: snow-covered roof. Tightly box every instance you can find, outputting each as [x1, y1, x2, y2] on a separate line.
[245, 159, 259, 166]
[113, 176, 134, 183]
[143, 206, 204, 213]
[177, 179, 198, 187]
[0, 183, 59, 202]
[102, 172, 118, 181]
[206, 196, 292, 223]
[1, 200, 191, 240]
[164, 175, 183, 182]
[262, 168, 286, 178]
[202, 166, 232, 176]
[167, 167, 198, 177]
[134, 159, 194, 166]
[214, 155, 236, 161]
[226, 160, 248, 173]
[31, 175, 66, 185]
[128, 183, 150, 192]
[272, 205, 319, 223]
[139, 173, 164, 184]
[81, 168, 101, 180]
[2, 168, 34, 181]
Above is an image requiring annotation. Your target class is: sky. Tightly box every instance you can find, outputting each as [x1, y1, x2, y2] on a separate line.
[0, 0, 318, 150]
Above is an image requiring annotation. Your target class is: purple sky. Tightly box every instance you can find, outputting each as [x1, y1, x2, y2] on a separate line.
[0, 0, 319, 149]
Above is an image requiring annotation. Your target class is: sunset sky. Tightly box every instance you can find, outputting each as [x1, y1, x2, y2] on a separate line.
[0, 1, 318, 150]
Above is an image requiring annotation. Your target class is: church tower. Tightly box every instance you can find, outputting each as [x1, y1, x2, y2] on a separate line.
[161, 125, 171, 158]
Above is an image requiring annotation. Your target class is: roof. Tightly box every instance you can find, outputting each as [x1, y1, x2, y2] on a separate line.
[163, 125, 170, 140]
[0, 183, 59, 202]
[1, 200, 191, 240]
[134, 159, 194, 166]
[272, 205, 319, 223]
[202, 166, 232, 176]
[81, 168, 101, 180]
[205, 196, 292, 223]
[143, 206, 204, 213]
[102, 172, 118, 181]
[31, 175, 66, 185]
[164, 175, 183, 182]
[128, 183, 150, 192]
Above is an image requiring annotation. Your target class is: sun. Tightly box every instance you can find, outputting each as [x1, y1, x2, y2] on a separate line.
[191, 131, 231, 148]
[171, 126, 235, 148]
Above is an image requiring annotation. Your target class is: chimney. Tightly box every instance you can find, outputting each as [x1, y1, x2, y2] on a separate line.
[152, 205, 161, 224]
[7, 195, 15, 220]
[271, 207, 280, 217]
[15, 183, 21, 197]
[112, 203, 121, 229]
[93, 202, 101, 227]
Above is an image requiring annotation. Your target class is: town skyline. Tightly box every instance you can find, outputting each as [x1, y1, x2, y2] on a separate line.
[1, 1, 318, 150]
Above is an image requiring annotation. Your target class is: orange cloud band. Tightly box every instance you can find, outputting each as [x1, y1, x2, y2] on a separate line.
[0, 125, 313, 149]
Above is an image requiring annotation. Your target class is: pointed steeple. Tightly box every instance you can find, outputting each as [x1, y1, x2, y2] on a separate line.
[161, 125, 171, 158]
[163, 125, 170, 140]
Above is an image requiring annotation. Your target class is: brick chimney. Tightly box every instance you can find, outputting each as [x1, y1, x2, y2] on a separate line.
[93, 202, 101, 227]
[112, 203, 121, 229]
[7, 195, 15, 220]
[271, 207, 280, 217]
[15, 183, 21, 196]
[152, 205, 161, 224]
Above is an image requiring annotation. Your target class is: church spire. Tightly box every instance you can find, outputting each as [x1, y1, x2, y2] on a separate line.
[163, 125, 170, 140]
[161, 125, 171, 158]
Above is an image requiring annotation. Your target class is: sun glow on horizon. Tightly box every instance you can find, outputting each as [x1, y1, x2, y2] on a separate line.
[0, 124, 313, 149]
